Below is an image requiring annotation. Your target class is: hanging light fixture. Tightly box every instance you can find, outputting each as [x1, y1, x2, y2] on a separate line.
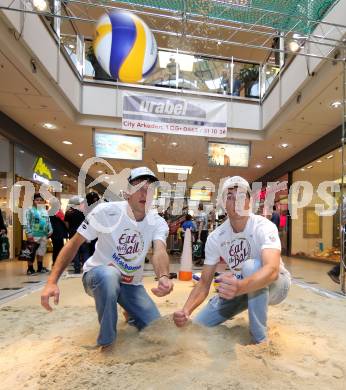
[32, 0, 48, 12]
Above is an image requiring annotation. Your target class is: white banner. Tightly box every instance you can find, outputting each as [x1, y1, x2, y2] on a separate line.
[122, 92, 227, 138]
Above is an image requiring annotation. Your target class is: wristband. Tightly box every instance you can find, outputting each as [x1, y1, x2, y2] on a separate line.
[159, 274, 169, 279]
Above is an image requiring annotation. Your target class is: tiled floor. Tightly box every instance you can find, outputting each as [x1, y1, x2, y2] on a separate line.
[0, 254, 344, 303]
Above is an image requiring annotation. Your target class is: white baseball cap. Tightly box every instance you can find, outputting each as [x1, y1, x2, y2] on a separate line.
[128, 167, 158, 184]
[221, 176, 251, 195]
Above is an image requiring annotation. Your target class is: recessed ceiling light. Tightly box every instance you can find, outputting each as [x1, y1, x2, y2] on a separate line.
[255, 164, 262, 168]
[279, 143, 289, 149]
[62, 140, 72, 145]
[266, 155, 273, 159]
[78, 153, 84, 157]
[327, 155, 334, 159]
[316, 160, 322, 163]
[63, 174, 67, 177]
[307, 165, 313, 169]
[330, 100, 342, 109]
[42, 122, 56, 130]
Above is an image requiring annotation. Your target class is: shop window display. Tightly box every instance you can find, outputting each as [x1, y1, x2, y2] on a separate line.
[291, 148, 341, 263]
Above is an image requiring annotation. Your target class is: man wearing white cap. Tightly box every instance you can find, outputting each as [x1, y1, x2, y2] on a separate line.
[41, 167, 173, 350]
[173, 176, 291, 344]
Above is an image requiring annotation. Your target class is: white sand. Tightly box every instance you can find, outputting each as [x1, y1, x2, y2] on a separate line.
[0, 277, 345, 390]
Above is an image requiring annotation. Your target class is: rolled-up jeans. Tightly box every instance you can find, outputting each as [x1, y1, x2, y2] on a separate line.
[82, 265, 160, 346]
[194, 259, 291, 343]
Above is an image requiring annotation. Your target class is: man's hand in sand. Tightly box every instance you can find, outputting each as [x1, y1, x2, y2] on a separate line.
[151, 275, 173, 297]
[173, 309, 190, 327]
[216, 272, 240, 300]
[41, 283, 60, 311]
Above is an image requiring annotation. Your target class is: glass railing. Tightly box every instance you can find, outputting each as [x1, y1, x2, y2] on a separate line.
[82, 39, 262, 99]
[58, 30, 285, 100]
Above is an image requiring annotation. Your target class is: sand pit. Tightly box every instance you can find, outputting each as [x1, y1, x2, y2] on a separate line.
[0, 277, 345, 390]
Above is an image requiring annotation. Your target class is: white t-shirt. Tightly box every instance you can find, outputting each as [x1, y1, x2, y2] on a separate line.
[78, 201, 169, 285]
[204, 214, 289, 280]
[196, 211, 208, 231]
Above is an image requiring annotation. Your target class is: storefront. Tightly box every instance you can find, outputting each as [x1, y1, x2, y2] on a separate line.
[290, 148, 341, 263]
[0, 137, 79, 259]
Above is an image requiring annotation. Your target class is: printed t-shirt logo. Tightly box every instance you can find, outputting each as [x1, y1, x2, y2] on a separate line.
[116, 228, 144, 261]
[268, 234, 276, 242]
[112, 228, 144, 274]
[228, 238, 251, 267]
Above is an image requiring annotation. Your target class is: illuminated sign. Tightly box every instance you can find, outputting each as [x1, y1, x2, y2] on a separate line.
[33, 157, 53, 180]
[190, 189, 212, 201]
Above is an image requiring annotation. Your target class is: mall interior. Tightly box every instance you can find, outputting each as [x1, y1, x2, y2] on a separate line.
[0, 0, 346, 302]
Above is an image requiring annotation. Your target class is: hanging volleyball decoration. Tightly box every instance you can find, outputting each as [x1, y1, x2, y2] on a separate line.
[93, 11, 158, 83]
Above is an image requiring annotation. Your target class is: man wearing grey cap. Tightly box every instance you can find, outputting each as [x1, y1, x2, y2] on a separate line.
[174, 176, 291, 344]
[41, 167, 173, 350]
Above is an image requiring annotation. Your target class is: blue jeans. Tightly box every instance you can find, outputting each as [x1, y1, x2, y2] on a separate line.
[82, 265, 160, 346]
[194, 259, 291, 343]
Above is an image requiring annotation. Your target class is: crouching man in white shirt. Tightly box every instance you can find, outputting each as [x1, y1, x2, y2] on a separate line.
[173, 176, 290, 344]
[41, 167, 173, 350]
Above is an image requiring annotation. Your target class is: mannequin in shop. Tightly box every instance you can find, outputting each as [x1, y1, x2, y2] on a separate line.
[173, 176, 291, 344]
[41, 167, 173, 351]
[25, 193, 53, 275]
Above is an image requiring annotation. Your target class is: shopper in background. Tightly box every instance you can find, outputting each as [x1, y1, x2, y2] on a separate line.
[270, 205, 280, 230]
[0, 207, 9, 260]
[0, 207, 7, 235]
[25, 193, 53, 275]
[195, 203, 209, 261]
[327, 264, 341, 284]
[85, 192, 100, 256]
[182, 214, 195, 233]
[49, 199, 68, 267]
[64, 196, 90, 273]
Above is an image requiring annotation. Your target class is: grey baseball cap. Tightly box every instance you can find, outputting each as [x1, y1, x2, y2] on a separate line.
[68, 196, 84, 206]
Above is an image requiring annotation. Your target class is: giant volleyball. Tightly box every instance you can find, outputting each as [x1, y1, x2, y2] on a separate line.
[93, 11, 158, 83]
